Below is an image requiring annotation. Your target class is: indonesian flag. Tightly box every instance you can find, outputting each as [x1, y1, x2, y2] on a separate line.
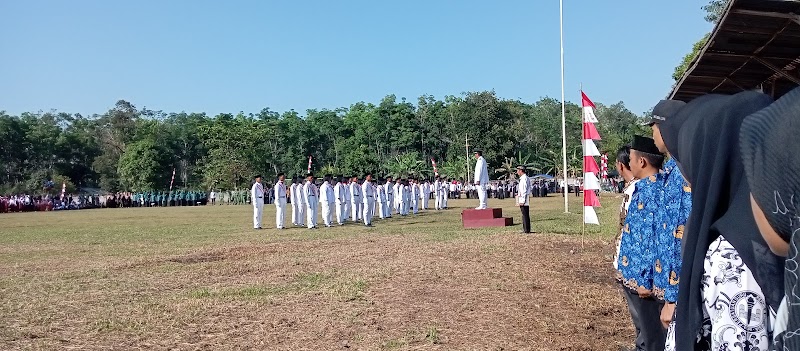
[431, 158, 439, 177]
[582, 91, 602, 225]
[169, 168, 176, 192]
[601, 153, 609, 180]
[307, 156, 313, 174]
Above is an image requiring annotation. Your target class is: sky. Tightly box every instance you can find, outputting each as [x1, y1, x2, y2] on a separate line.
[0, 1, 713, 117]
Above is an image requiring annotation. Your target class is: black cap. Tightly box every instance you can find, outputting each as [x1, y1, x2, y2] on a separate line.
[516, 165, 526, 171]
[254, 174, 262, 179]
[630, 135, 661, 155]
[646, 100, 687, 126]
[473, 148, 483, 153]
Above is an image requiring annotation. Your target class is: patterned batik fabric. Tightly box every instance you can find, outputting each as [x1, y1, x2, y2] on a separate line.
[653, 158, 692, 303]
[613, 178, 639, 271]
[616, 174, 663, 291]
[664, 235, 774, 351]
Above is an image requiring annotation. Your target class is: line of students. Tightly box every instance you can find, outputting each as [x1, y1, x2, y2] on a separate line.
[615, 89, 800, 350]
[252, 172, 455, 230]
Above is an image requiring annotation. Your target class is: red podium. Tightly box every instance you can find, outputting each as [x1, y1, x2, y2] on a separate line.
[461, 208, 513, 228]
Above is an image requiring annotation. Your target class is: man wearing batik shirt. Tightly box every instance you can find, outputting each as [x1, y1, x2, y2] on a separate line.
[616, 136, 666, 351]
[646, 99, 691, 328]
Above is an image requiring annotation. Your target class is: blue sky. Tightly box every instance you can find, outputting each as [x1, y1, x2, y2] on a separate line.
[0, 1, 712, 117]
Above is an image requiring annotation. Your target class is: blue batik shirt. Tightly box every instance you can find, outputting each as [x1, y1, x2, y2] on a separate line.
[616, 174, 663, 291]
[652, 158, 691, 303]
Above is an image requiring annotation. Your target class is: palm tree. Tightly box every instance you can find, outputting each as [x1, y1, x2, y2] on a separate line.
[495, 156, 517, 180]
[386, 152, 425, 178]
[320, 164, 338, 176]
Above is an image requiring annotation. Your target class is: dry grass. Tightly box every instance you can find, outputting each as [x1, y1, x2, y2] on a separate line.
[0, 195, 633, 350]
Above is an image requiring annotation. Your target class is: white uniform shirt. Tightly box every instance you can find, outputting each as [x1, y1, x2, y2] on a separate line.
[274, 181, 287, 201]
[516, 174, 530, 206]
[303, 181, 318, 205]
[474, 156, 489, 185]
[251, 182, 265, 205]
[361, 181, 375, 203]
[334, 182, 345, 204]
[350, 182, 361, 203]
[320, 181, 334, 203]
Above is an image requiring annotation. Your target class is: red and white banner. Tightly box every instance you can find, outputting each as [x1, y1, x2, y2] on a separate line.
[169, 168, 176, 192]
[601, 153, 609, 180]
[582, 91, 601, 225]
[431, 158, 438, 177]
[307, 156, 313, 174]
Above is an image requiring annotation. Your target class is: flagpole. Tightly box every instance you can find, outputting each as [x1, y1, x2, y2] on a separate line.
[581, 83, 585, 248]
[559, 0, 569, 213]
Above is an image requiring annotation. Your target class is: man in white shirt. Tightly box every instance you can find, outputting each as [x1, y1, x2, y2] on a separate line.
[440, 177, 449, 209]
[473, 149, 490, 209]
[349, 176, 362, 222]
[361, 173, 376, 226]
[274, 173, 288, 229]
[410, 178, 419, 214]
[434, 176, 442, 210]
[320, 175, 335, 227]
[376, 180, 386, 219]
[209, 190, 217, 206]
[515, 166, 532, 234]
[393, 179, 402, 215]
[342, 177, 351, 221]
[384, 176, 394, 218]
[251, 175, 265, 229]
[334, 176, 346, 226]
[420, 180, 430, 210]
[291, 176, 305, 227]
[303, 173, 318, 229]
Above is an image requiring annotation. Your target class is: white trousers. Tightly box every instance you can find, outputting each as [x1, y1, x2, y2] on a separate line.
[306, 201, 317, 228]
[411, 199, 418, 214]
[343, 199, 350, 220]
[378, 201, 386, 219]
[476, 185, 487, 209]
[336, 201, 346, 225]
[321, 202, 333, 227]
[293, 201, 305, 225]
[275, 198, 286, 228]
[363, 200, 375, 225]
[351, 201, 362, 222]
[421, 196, 429, 210]
[253, 203, 263, 228]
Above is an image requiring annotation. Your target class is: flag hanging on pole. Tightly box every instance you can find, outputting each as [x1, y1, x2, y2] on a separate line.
[169, 168, 176, 192]
[431, 158, 439, 177]
[601, 153, 609, 180]
[60, 182, 66, 200]
[307, 156, 313, 174]
[582, 91, 602, 225]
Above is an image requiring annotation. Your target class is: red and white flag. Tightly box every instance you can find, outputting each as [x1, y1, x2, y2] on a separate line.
[601, 153, 609, 180]
[431, 158, 438, 177]
[582, 91, 601, 225]
[307, 156, 313, 174]
[60, 182, 66, 200]
[169, 168, 176, 192]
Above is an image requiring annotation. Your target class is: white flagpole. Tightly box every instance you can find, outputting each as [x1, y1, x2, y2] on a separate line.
[560, 0, 569, 213]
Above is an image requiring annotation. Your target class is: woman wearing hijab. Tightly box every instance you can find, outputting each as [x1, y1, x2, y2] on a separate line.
[741, 86, 800, 350]
[661, 91, 785, 350]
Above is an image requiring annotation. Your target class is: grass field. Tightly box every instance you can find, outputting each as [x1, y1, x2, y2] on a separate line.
[0, 195, 633, 350]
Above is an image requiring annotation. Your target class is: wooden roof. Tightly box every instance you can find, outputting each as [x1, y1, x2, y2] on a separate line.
[670, 0, 800, 101]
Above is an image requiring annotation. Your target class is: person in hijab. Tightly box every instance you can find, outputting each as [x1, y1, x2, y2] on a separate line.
[662, 91, 784, 351]
[616, 136, 666, 351]
[741, 86, 800, 350]
[646, 100, 692, 328]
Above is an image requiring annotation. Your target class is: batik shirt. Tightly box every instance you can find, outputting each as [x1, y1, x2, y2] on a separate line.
[616, 174, 663, 291]
[652, 158, 692, 303]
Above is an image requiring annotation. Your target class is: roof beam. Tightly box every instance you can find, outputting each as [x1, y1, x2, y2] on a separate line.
[705, 52, 798, 61]
[753, 56, 800, 85]
[731, 9, 800, 25]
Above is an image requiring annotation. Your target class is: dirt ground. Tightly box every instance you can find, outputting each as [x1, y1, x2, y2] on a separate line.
[0, 197, 633, 350]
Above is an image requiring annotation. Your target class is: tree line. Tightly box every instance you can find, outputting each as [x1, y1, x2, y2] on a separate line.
[0, 91, 647, 194]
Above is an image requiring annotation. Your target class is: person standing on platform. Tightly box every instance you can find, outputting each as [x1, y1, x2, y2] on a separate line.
[334, 176, 346, 226]
[362, 173, 376, 226]
[303, 173, 318, 229]
[319, 174, 335, 228]
[274, 173, 287, 229]
[251, 175, 265, 230]
[473, 149, 489, 209]
[516, 166, 532, 234]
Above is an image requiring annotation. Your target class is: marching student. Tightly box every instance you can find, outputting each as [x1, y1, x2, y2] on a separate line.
[393, 178, 402, 215]
[434, 176, 442, 210]
[350, 176, 362, 223]
[362, 173, 376, 226]
[441, 176, 449, 209]
[320, 174, 335, 228]
[616, 136, 666, 351]
[303, 173, 318, 229]
[334, 176, 346, 226]
[290, 176, 301, 226]
[421, 179, 431, 210]
[410, 178, 419, 214]
[274, 173, 287, 230]
[342, 177, 351, 222]
[376, 179, 387, 219]
[251, 175, 265, 230]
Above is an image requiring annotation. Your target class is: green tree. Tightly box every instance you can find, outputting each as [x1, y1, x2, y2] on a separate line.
[117, 139, 171, 191]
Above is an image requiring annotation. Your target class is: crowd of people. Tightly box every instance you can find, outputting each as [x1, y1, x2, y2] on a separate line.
[612, 90, 800, 351]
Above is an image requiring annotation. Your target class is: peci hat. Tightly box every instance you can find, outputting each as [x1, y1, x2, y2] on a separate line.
[646, 100, 687, 126]
[516, 165, 527, 171]
[741, 86, 800, 241]
[630, 135, 661, 155]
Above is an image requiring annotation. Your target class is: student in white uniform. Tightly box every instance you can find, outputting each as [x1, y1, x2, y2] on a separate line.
[384, 176, 394, 218]
[473, 149, 489, 209]
[421, 180, 430, 210]
[434, 176, 442, 210]
[273, 173, 287, 229]
[251, 175, 264, 229]
[342, 178, 350, 221]
[440, 177, 449, 209]
[410, 178, 419, 214]
[376, 180, 387, 219]
[290, 176, 302, 226]
[401, 179, 411, 216]
[319, 174, 335, 228]
[303, 173, 318, 229]
[349, 176, 362, 222]
[361, 173, 376, 226]
[334, 176, 346, 225]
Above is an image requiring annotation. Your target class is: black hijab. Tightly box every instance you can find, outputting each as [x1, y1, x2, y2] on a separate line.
[673, 91, 785, 350]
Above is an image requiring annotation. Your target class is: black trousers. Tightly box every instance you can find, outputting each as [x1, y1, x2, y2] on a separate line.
[621, 285, 666, 351]
[519, 205, 530, 233]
